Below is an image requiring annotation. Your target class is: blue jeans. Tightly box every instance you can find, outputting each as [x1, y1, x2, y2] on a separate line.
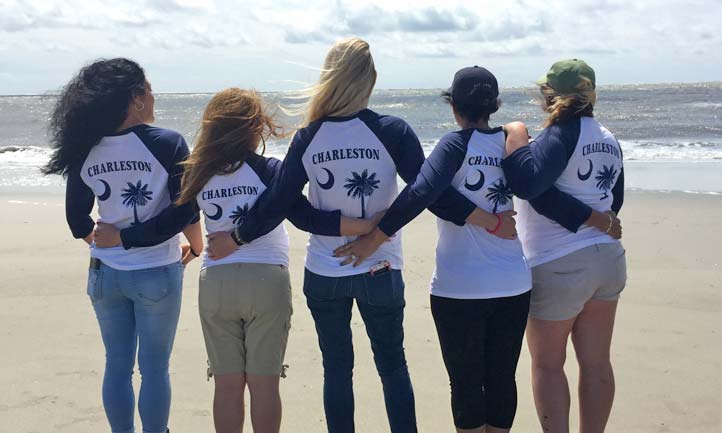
[303, 268, 417, 433]
[87, 261, 183, 433]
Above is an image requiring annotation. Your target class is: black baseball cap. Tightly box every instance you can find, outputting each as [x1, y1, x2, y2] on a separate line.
[443, 66, 499, 107]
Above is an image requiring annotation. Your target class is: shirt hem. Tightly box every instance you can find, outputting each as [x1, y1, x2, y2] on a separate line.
[527, 237, 619, 268]
[304, 260, 403, 278]
[201, 257, 289, 270]
[90, 255, 181, 271]
[430, 284, 531, 300]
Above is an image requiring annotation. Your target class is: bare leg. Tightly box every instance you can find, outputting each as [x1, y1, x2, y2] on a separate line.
[213, 373, 246, 433]
[572, 300, 618, 433]
[527, 317, 576, 433]
[246, 374, 282, 433]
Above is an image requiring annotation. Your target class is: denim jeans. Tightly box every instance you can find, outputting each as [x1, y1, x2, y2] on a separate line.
[87, 260, 183, 433]
[303, 268, 417, 433]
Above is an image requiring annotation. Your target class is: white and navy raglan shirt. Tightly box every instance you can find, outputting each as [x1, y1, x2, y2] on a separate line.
[197, 153, 341, 270]
[66, 125, 198, 271]
[378, 128, 531, 299]
[502, 115, 625, 267]
[238, 109, 476, 277]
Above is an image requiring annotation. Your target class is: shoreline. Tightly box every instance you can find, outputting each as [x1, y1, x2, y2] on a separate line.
[0, 159, 722, 198]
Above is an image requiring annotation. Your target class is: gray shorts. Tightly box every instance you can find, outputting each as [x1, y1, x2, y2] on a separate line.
[530, 242, 627, 321]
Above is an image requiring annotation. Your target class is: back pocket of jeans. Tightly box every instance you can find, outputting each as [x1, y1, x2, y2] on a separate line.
[87, 269, 104, 302]
[303, 269, 338, 301]
[133, 266, 170, 302]
[363, 270, 404, 307]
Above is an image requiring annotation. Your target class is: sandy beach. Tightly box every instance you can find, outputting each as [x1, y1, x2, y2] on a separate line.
[1, 190, 720, 433]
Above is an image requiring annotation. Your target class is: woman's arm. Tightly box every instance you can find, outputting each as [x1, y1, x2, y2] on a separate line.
[501, 119, 581, 200]
[235, 132, 311, 243]
[334, 131, 516, 266]
[285, 194, 379, 236]
[65, 161, 96, 242]
[181, 220, 203, 264]
[529, 187, 621, 238]
[381, 119, 476, 229]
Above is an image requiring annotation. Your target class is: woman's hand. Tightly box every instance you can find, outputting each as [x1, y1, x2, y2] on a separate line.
[503, 121, 531, 156]
[206, 231, 238, 260]
[181, 221, 203, 265]
[586, 210, 622, 239]
[466, 208, 518, 240]
[83, 232, 95, 245]
[333, 227, 389, 267]
[489, 211, 518, 240]
[94, 222, 122, 248]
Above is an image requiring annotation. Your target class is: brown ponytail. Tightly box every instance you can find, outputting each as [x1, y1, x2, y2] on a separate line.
[541, 77, 596, 127]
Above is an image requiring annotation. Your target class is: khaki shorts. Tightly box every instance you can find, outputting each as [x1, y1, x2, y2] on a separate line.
[199, 262, 292, 376]
[530, 242, 627, 321]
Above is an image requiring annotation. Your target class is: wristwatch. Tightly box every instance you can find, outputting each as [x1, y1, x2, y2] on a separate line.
[230, 227, 245, 246]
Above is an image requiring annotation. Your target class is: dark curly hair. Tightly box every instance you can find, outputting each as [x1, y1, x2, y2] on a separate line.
[42, 58, 147, 176]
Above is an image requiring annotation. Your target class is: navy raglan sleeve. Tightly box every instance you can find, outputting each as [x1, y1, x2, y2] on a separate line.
[373, 117, 475, 235]
[528, 187, 593, 232]
[65, 161, 96, 239]
[502, 118, 580, 200]
[119, 130, 198, 249]
[246, 157, 341, 239]
[237, 129, 313, 242]
[611, 167, 624, 214]
[377, 132, 469, 237]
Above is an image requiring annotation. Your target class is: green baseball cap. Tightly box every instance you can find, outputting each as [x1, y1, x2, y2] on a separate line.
[536, 59, 596, 95]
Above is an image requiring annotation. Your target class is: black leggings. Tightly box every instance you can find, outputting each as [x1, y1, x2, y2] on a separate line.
[430, 291, 531, 430]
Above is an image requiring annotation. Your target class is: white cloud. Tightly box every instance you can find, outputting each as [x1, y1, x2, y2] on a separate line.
[0, 0, 720, 94]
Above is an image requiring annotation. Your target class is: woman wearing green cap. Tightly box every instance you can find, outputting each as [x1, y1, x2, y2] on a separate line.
[502, 59, 626, 433]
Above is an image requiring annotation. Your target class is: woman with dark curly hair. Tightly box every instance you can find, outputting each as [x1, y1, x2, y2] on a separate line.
[43, 58, 201, 433]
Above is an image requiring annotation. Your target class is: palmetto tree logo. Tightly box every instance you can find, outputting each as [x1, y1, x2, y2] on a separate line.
[344, 169, 380, 218]
[595, 164, 618, 200]
[485, 179, 513, 213]
[229, 203, 249, 225]
[121, 180, 153, 225]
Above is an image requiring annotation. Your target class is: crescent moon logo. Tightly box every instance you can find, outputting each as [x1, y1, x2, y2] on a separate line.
[206, 203, 223, 221]
[577, 159, 593, 181]
[464, 169, 485, 191]
[97, 179, 111, 201]
[316, 167, 335, 190]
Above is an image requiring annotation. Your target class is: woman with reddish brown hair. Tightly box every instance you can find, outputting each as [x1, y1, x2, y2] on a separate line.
[177, 88, 376, 433]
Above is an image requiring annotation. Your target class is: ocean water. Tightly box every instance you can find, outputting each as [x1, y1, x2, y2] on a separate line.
[2, 83, 722, 194]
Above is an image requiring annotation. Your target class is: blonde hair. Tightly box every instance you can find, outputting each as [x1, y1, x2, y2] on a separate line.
[176, 88, 286, 205]
[540, 76, 596, 127]
[292, 38, 377, 127]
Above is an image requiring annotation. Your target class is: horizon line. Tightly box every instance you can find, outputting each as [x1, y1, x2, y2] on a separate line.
[1, 80, 720, 98]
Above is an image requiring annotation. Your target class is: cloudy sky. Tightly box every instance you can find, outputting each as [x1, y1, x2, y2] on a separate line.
[1, 0, 720, 94]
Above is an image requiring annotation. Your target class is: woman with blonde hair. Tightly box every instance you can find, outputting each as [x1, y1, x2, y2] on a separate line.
[502, 59, 626, 433]
[208, 38, 508, 433]
[176, 88, 377, 433]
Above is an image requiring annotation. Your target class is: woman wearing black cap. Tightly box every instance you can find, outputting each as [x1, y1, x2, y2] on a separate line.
[502, 59, 626, 433]
[335, 66, 585, 433]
